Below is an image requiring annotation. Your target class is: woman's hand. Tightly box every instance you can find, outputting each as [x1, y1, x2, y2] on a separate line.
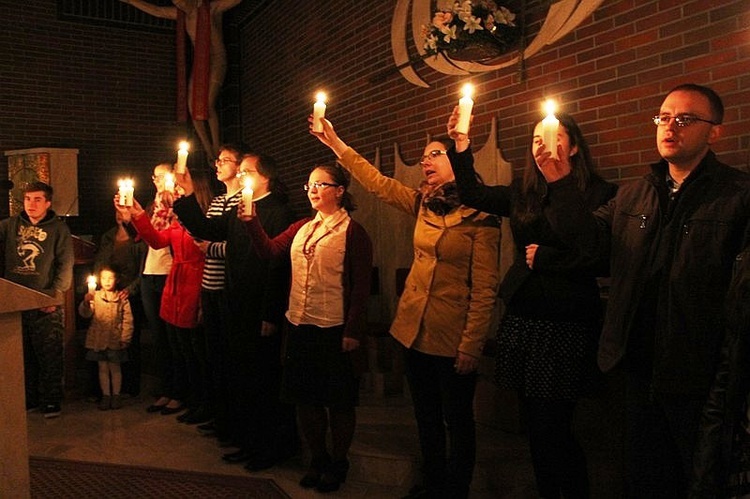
[454, 351, 478, 374]
[308, 115, 349, 158]
[113, 195, 145, 220]
[175, 169, 194, 197]
[342, 337, 360, 352]
[447, 105, 471, 152]
[534, 143, 571, 183]
[525, 244, 539, 269]
[236, 199, 255, 222]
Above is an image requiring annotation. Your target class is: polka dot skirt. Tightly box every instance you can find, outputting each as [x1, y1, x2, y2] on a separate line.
[494, 314, 599, 399]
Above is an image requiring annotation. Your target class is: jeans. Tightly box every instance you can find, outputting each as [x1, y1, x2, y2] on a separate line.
[404, 348, 478, 499]
[140, 274, 170, 397]
[22, 307, 65, 407]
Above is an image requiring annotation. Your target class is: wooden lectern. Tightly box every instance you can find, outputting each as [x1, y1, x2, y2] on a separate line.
[0, 278, 61, 498]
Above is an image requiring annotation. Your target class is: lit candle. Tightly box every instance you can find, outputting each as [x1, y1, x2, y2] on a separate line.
[164, 172, 175, 193]
[542, 99, 559, 160]
[312, 92, 327, 133]
[242, 176, 254, 217]
[456, 83, 475, 135]
[87, 275, 97, 295]
[176, 141, 190, 174]
[117, 178, 134, 207]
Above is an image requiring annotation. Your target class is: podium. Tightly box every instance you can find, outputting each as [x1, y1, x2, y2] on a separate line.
[0, 278, 61, 498]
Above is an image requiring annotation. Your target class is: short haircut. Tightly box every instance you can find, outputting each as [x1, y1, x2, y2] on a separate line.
[23, 181, 53, 201]
[667, 83, 724, 124]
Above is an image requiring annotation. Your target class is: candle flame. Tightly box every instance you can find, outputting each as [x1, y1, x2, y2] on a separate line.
[87, 275, 97, 286]
[117, 178, 134, 188]
[178, 141, 190, 152]
[543, 99, 558, 116]
[243, 177, 254, 191]
[461, 83, 475, 98]
[315, 91, 327, 104]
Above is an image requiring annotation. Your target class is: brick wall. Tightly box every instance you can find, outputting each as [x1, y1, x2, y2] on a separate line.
[1, 0, 748, 234]
[236, 0, 750, 215]
[0, 0, 185, 237]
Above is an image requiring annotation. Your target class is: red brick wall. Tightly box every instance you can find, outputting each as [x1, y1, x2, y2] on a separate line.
[1, 1, 748, 234]
[237, 0, 750, 215]
[0, 1, 185, 236]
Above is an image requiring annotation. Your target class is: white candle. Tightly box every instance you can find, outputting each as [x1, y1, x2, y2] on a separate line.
[312, 92, 327, 133]
[176, 141, 190, 174]
[164, 172, 175, 193]
[87, 275, 97, 294]
[117, 178, 134, 207]
[242, 177, 254, 217]
[456, 83, 475, 135]
[542, 99, 559, 160]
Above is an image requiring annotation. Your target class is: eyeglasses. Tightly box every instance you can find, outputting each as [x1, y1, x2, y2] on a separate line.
[215, 157, 239, 166]
[419, 150, 448, 164]
[236, 170, 257, 178]
[652, 114, 718, 127]
[151, 174, 165, 181]
[303, 181, 339, 191]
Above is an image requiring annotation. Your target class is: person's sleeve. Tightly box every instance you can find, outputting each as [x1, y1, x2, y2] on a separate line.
[258, 208, 298, 326]
[244, 217, 305, 259]
[343, 224, 373, 341]
[339, 147, 421, 216]
[458, 219, 501, 358]
[206, 241, 226, 259]
[173, 194, 228, 242]
[121, 299, 134, 345]
[448, 146, 512, 216]
[51, 225, 74, 296]
[78, 297, 93, 318]
[131, 212, 171, 249]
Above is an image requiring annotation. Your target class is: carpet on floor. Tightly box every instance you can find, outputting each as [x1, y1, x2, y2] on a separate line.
[29, 456, 290, 498]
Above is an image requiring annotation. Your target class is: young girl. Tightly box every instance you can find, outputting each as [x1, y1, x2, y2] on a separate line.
[79, 266, 134, 410]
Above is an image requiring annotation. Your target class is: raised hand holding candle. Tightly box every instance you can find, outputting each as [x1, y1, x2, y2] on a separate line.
[176, 141, 190, 174]
[542, 99, 559, 160]
[242, 177, 254, 217]
[312, 92, 327, 133]
[164, 172, 175, 193]
[117, 178, 134, 207]
[455, 83, 475, 135]
[87, 275, 97, 295]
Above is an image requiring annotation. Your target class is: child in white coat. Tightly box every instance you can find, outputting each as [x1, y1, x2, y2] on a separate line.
[79, 266, 133, 410]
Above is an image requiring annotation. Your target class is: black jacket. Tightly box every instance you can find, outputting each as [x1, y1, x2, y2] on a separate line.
[691, 249, 750, 498]
[548, 151, 750, 396]
[450, 146, 617, 324]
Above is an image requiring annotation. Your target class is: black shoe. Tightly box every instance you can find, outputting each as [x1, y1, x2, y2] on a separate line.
[299, 454, 330, 489]
[197, 422, 216, 435]
[42, 404, 62, 419]
[316, 459, 349, 493]
[244, 455, 277, 472]
[146, 402, 168, 413]
[160, 404, 185, 416]
[177, 407, 197, 422]
[183, 406, 212, 425]
[222, 449, 253, 463]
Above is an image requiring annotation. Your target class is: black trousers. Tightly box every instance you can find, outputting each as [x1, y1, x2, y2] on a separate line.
[404, 348, 477, 499]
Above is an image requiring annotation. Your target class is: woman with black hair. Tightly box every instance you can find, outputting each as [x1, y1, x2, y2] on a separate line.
[448, 107, 617, 498]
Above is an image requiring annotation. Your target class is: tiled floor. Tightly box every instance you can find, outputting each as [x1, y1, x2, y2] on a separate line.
[27, 375, 625, 498]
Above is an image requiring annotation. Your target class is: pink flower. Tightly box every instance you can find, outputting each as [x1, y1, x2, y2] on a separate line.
[432, 11, 454, 29]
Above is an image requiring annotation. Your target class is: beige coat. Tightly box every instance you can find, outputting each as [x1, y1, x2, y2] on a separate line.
[339, 148, 500, 358]
[79, 290, 134, 351]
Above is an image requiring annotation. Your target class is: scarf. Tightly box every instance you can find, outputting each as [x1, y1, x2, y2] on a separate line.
[419, 181, 462, 216]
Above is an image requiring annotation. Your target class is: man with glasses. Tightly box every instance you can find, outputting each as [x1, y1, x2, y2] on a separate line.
[540, 83, 749, 496]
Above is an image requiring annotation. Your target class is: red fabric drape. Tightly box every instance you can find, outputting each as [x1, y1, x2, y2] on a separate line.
[176, 10, 188, 123]
[191, 3, 211, 121]
[176, 4, 211, 122]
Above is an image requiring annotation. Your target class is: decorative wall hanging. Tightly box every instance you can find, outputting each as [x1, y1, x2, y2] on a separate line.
[391, 0, 605, 87]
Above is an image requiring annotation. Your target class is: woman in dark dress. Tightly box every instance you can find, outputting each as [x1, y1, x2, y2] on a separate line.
[448, 108, 617, 498]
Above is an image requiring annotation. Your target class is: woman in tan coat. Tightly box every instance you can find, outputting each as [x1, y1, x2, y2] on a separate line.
[311, 117, 500, 499]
